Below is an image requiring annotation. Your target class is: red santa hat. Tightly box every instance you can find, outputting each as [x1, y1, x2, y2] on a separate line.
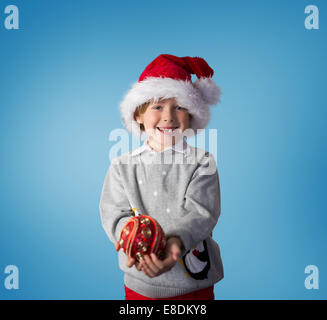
[120, 54, 221, 139]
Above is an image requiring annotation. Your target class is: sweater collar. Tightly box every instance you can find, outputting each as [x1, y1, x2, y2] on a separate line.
[131, 137, 191, 157]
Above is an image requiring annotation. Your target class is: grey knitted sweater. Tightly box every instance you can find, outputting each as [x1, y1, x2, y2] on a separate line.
[99, 137, 224, 298]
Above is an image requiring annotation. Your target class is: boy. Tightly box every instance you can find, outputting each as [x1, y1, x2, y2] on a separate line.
[99, 54, 224, 300]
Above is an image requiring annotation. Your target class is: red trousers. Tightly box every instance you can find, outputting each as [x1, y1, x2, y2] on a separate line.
[125, 285, 214, 300]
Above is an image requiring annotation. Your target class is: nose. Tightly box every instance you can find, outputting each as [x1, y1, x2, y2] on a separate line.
[162, 107, 176, 124]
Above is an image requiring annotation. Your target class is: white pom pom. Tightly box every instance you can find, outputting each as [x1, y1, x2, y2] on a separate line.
[193, 77, 221, 105]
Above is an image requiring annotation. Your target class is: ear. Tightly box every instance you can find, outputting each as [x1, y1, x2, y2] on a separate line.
[135, 115, 143, 124]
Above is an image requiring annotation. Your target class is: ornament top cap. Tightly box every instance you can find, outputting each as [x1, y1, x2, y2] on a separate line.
[132, 207, 141, 216]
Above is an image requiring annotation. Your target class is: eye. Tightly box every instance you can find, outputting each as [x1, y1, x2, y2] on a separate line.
[152, 105, 162, 110]
[175, 106, 182, 110]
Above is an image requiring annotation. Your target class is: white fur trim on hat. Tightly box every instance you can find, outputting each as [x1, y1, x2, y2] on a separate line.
[120, 76, 221, 139]
[194, 77, 221, 105]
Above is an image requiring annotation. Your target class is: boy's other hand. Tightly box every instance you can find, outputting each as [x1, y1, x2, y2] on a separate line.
[114, 240, 142, 271]
[114, 240, 120, 252]
[139, 236, 183, 278]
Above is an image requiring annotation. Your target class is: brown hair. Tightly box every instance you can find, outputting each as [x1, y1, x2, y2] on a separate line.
[133, 99, 193, 132]
[133, 100, 152, 132]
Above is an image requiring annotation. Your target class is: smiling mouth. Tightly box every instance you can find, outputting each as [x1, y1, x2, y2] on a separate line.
[157, 127, 179, 131]
[156, 127, 179, 135]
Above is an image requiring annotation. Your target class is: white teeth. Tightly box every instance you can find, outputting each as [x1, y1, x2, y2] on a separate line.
[158, 128, 178, 132]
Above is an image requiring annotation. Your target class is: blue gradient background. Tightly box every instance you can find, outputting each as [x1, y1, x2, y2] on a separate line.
[0, 0, 326, 299]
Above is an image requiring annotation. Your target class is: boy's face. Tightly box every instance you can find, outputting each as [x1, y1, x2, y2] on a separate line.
[136, 98, 190, 151]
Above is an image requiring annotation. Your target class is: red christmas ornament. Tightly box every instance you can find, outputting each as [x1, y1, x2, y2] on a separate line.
[119, 209, 167, 262]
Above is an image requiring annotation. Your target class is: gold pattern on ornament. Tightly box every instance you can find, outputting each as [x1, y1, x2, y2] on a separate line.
[136, 252, 144, 261]
[137, 241, 147, 251]
[140, 217, 150, 225]
[162, 238, 166, 247]
[141, 227, 152, 239]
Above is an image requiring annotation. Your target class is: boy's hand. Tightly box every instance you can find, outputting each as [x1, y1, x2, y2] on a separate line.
[139, 236, 183, 278]
[114, 240, 142, 271]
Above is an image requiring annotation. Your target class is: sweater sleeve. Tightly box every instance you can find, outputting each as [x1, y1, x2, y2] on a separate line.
[99, 160, 132, 244]
[165, 152, 221, 255]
